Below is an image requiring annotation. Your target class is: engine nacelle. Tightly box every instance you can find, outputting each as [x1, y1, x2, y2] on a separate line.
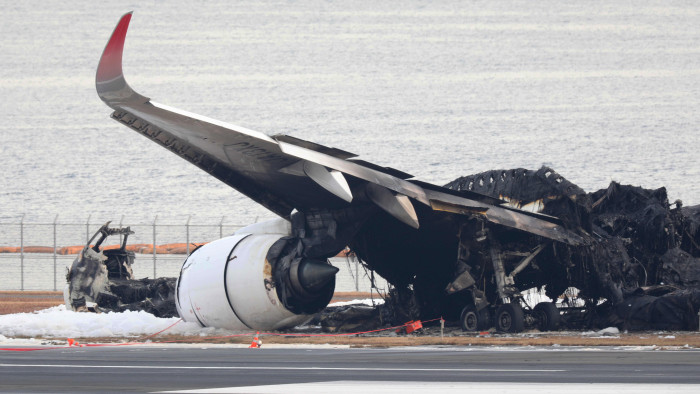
[175, 219, 337, 330]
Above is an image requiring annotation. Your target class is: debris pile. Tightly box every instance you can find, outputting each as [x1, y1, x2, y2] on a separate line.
[589, 182, 700, 289]
[318, 304, 381, 333]
[285, 167, 700, 333]
[65, 223, 177, 318]
[443, 167, 700, 330]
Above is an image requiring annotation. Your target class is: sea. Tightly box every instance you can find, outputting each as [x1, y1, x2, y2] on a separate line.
[1, 1, 698, 289]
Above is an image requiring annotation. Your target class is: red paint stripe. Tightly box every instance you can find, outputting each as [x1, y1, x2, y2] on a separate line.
[0, 347, 65, 352]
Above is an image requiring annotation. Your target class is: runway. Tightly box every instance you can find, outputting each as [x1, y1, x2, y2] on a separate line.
[1, 345, 699, 393]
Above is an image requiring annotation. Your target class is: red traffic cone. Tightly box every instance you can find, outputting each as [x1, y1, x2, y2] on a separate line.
[249, 331, 262, 348]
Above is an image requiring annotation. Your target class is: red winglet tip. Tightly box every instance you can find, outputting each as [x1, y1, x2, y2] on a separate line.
[96, 12, 133, 83]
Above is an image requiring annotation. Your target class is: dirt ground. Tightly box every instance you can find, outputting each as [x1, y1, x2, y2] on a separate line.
[37, 331, 700, 348]
[0, 291, 375, 315]
[188, 333, 700, 348]
[0, 291, 63, 315]
[3, 291, 700, 348]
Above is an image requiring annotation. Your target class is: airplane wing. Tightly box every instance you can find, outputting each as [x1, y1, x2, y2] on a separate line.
[97, 13, 584, 246]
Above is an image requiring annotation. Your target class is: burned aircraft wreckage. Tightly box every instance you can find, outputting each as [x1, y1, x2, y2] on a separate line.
[69, 12, 700, 332]
[65, 222, 177, 318]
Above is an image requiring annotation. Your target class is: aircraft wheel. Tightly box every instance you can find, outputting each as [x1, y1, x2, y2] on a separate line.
[460, 305, 490, 332]
[533, 302, 561, 331]
[495, 303, 524, 333]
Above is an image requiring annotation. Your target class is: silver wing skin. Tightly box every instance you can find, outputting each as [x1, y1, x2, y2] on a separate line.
[96, 13, 584, 246]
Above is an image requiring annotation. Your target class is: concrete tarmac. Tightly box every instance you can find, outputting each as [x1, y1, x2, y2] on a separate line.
[1, 345, 699, 393]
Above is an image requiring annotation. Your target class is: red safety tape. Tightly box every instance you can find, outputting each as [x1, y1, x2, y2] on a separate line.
[256, 317, 443, 338]
[139, 318, 184, 340]
[0, 316, 443, 351]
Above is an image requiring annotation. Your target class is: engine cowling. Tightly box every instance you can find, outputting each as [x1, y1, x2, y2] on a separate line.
[175, 219, 338, 330]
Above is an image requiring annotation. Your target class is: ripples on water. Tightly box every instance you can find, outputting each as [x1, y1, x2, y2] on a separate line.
[1, 2, 698, 225]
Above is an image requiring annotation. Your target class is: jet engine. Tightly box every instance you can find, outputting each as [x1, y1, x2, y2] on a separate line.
[175, 219, 339, 330]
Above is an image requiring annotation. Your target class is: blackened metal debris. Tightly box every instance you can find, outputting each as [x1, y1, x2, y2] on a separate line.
[441, 167, 700, 330]
[318, 304, 381, 333]
[65, 222, 178, 318]
[318, 168, 700, 333]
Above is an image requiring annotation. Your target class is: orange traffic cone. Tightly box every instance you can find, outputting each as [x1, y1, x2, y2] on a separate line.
[67, 338, 75, 347]
[249, 331, 262, 348]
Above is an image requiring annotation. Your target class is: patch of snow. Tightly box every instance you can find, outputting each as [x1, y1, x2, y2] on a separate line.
[0, 305, 238, 340]
[0, 299, 389, 342]
[597, 327, 620, 336]
[328, 298, 384, 307]
[583, 327, 620, 337]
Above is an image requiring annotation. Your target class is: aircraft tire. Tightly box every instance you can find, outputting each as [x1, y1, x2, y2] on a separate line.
[460, 305, 490, 332]
[533, 302, 561, 331]
[495, 303, 524, 333]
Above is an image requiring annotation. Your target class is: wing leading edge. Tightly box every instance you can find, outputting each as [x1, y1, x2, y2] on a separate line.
[96, 13, 585, 245]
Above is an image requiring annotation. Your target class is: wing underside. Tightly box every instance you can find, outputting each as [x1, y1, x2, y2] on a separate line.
[96, 12, 584, 245]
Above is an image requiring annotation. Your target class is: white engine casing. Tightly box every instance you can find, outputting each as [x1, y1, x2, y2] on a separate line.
[175, 220, 315, 330]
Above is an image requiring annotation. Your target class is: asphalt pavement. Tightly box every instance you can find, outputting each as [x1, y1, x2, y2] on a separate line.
[1, 345, 699, 393]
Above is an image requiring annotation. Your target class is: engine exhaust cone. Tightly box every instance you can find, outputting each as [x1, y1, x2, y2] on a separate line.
[297, 259, 339, 292]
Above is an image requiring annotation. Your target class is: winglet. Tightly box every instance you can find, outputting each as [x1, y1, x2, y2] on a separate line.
[96, 12, 148, 107]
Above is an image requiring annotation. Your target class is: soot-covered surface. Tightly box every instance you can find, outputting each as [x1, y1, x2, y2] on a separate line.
[65, 223, 178, 318]
[443, 166, 700, 330]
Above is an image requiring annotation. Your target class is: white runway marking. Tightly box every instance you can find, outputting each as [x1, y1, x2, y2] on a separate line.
[0, 363, 562, 373]
[158, 381, 700, 394]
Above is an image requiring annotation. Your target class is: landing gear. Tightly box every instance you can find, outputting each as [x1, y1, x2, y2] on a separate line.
[495, 303, 524, 332]
[460, 305, 490, 332]
[533, 302, 560, 331]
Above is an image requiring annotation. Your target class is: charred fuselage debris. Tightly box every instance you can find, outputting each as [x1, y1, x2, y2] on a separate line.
[318, 304, 382, 333]
[440, 167, 700, 331]
[324, 168, 698, 333]
[65, 222, 178, 318]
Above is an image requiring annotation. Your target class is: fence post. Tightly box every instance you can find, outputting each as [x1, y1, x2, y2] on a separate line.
[153, 215, 158, 279]
[186, 215, 191, 255]
[53, 214, 59, 292]
[219, 216, 225, 239]
[20, 214, 25, 291]
[85, 214, 91, 244]
[118, 214, 124, 245]
[355, 257, 359, 291]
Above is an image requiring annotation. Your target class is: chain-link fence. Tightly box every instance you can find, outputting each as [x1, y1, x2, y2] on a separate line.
[0, 216, 387, 293]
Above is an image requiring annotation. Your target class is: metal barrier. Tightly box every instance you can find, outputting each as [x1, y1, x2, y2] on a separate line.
[0, 216, 385, 293]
